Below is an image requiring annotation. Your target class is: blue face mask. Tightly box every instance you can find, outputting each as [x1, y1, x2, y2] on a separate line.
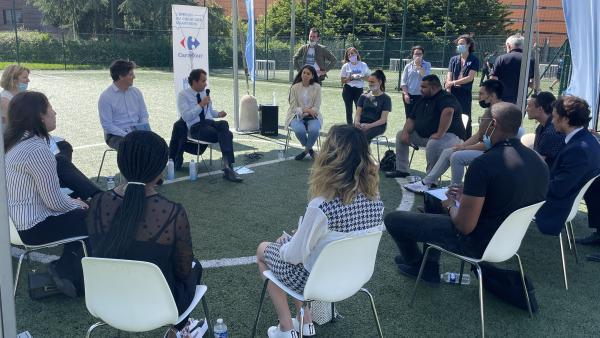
[456, 44, 468, 54]
[482, 121, 496, 150]
[18, 82, 28, 92]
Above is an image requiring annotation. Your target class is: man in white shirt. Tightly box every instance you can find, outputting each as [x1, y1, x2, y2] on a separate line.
[98, 60, 150, 150]
[177, 69, 242, 182]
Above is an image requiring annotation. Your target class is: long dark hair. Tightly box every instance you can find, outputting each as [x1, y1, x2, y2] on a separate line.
[94, 130, 169, 258]
[3, 91, 50, 152]
[292, 65, 320, 86]
[370, 69, 386, 92]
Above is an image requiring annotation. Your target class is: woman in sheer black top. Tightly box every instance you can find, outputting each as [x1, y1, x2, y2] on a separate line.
[86, 131, 204, 337]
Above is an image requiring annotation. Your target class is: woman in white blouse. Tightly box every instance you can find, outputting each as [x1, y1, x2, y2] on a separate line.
[256, 124, 384, 338]
[286, 65, 322, 161]
[4, 91, 89, 297]
[340, 47, 370, 124]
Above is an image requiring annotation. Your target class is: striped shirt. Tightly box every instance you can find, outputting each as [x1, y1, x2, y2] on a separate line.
[5, 134, 80, 231]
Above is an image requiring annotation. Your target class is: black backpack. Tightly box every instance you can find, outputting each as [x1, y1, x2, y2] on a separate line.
[379, 150, 396, 172]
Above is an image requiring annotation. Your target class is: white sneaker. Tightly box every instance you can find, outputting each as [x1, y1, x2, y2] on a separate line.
[403, 180, 431, 194]
[291, 318, 316, 337]
[267, 325, 299, 338]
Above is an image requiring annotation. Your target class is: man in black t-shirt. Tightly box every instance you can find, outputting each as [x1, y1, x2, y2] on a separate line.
[385, 102, 548, 283]
[386, 75, 465, 178]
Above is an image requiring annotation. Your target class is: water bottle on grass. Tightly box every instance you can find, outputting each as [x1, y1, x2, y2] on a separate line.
[214, 318, 228, 338]
[189, 160, 197, 181]
[166, 159, 175, 181]
[441, 271, 471, 285]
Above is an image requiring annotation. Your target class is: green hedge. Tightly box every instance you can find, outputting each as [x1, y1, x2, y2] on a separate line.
[0, 30, 233, 69]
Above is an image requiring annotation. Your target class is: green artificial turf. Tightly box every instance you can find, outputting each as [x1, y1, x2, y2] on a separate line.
[9, 70, 600, 337]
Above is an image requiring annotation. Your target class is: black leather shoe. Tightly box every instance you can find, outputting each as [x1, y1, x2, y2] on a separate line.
[222, 168, 243, 183]
[295, 152, 307, 161]
[47, 262, 78, 298]
[384, 170, 410, 178]
[575, 232, 600, 246]
[397, 261, 440, 284]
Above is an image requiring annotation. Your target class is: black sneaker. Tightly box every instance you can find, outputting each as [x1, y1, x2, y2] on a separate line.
[47, 262, 78, 298]
[385, 170, 410, 178]
[575, 232, 600, 246]
[397, 261, 440, 284]
[223, 168, 243, 183]
[295, 152, 307, 161]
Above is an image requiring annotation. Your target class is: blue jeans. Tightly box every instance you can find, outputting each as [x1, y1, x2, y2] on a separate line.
[290, 118, 321, 149]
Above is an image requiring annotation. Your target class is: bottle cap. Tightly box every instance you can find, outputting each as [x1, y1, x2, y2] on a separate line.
[217, 318, 223, 324]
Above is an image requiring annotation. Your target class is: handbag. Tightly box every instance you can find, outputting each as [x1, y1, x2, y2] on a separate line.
[477, 263, 539, 312]
[28, 270, 61, 300]
[379, 149, 396, 172]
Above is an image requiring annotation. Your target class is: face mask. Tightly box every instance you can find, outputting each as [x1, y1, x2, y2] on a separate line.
[308, 41, 316, 47]
[349, 55, 358, 63]
[456, 44, 468, 54]
[479, 100, 490, 108]
[482, 121, 496, 150]
[369, 84, 380, 92]
[18, 82, 28, 92]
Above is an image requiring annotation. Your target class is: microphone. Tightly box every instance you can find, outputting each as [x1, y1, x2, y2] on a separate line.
[205, 88, 210, 96]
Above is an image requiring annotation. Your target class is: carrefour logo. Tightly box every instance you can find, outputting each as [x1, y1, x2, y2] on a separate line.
[180, 36, 200, 50]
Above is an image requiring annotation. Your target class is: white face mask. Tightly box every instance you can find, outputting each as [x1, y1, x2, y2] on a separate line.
[369, 84, 380, 92]
[308, 41, 316, 47]
[349, 55, 358, 63]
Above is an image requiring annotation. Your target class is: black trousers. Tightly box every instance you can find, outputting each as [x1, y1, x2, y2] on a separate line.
[55, 141, 101, 200]
[190, 119, 235, 165]
[174, 258, 203, 330]
[584, 178, 600, 229]
[105, 134, 124, 150]
[451, 86, 473, 139]
[402, 94, 422, 119]
[384, 211, 465, 266]
[364, 123, 387, 143]
[168, 118, 208, 170]
[18, 209, 89, 288]
[342, 85, 364, 124]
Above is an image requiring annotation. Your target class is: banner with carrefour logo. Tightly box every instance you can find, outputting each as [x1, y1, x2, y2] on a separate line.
[171, 5, 209, 95]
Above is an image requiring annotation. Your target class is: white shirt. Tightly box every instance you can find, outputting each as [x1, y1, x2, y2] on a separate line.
[177, 87, 220, 129]
[98, 84, 149, 137]
[565, 127, 584, 144]
[6, 135, 80, 231]
[340, 61, 371, 88]
[278, 197, 383, 272]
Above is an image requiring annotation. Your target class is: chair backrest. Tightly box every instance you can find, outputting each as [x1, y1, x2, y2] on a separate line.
[566, 174, 600, 222]
[82, 257, 179, 332]
[481, 201, 545, 263]
[461, 114, 469, 129]
[520, 133, 536, 149]
[8, 218, 24, 246]
[303, 230, 382, 302]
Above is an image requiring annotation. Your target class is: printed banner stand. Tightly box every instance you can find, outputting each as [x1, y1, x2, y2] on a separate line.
[172, 5, 209, 97]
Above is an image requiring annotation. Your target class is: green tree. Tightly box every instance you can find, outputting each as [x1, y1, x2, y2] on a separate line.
[28, 0, 109, 38]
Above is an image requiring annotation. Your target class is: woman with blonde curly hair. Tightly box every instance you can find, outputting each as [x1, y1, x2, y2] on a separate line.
[1, 64, 30, 125]
[256, 124, 384, 338]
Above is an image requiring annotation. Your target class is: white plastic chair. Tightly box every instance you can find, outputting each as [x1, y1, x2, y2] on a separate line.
[410, 201, 545, 337]
[82, 257, 212, 337]
[558, 174, 599, 290]
[187, 132, 218, 166]
[251, 231, 384, 338]
[283, 126, 322, 156]
[9, 218, 88, 297]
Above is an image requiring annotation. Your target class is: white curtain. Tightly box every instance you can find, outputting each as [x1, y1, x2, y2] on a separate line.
[562, 0, 600, 128]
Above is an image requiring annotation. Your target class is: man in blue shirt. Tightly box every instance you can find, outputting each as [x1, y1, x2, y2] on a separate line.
[98, 60, 150, 150]
[525, 91, 564, 167]
[177, 69, 242, 182]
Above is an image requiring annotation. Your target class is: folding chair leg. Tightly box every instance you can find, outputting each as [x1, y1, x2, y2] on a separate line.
[13, 251, 26, 296]
[80, 240, 88, 257]
[360, 288, 384, 338]
[565, 224, 573, 250]
[515, 254, 533, 318]
[86, 321, 107, 338]
[96, 149, 111, 182]
[409, 148, 416, 168]
[567, 221, 580, 263]
[209, 145, 213, 166]
[330, 302, 336, 322]
[284, 129, 291, 156]
[202, 296, 214, 337]
[410, 246, 434, 306]
[475, 264, 485, 338]
[559, 233, 569, 290]
[299, 303, 305, 338]
[250, 279, 269, 338]
[458, 261, 466, 286]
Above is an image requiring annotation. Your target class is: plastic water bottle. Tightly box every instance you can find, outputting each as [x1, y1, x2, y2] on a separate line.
[166, 159, 175, 181]
[272, 91, 277, 106]
[214, 318, 228, 338]
[441, 271, 471, 285]
[106, 176, 115, 190]
[189, 160, 197, 181]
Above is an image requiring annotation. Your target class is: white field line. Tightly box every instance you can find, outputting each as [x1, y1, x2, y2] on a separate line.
[12, 148, 414, 268]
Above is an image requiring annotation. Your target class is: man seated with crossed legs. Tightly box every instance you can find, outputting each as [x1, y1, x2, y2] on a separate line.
[176, 69, 242, 183]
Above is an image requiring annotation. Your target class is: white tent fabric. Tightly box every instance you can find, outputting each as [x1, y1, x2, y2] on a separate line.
[562, 0, 600, 128]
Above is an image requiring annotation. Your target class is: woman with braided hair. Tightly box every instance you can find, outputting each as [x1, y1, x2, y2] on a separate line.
[86, 130, 206, 337]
